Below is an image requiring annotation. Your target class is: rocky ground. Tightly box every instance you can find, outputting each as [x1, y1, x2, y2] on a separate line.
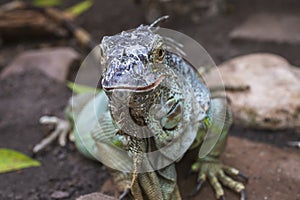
[0, 0, 299, 200]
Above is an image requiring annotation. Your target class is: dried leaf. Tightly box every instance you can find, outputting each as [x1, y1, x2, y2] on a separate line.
[0, 148, 41, 174]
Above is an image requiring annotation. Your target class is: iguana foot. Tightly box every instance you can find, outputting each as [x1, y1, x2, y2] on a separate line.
[190, 158, 247, 200]
[33, 116, 72, 153]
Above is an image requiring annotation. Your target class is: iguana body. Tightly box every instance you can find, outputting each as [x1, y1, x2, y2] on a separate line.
[35, 19, 246, 200]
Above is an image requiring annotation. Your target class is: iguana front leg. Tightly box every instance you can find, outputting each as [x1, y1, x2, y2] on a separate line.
[190, 98, 247, 200]
[33, 93, 95, 153]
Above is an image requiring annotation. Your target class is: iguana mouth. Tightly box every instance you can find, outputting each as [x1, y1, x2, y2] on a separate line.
[103, 75, 165, 92]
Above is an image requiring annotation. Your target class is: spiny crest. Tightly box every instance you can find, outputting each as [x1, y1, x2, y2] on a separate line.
[100, 25, 161, 60]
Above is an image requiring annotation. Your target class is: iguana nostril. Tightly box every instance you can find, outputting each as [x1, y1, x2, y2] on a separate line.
[126, 64, 131, 70]
[138, 54, 146, 62]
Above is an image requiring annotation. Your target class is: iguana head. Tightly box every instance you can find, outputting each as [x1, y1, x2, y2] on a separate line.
[99, 23, 186, 139]
[100, 25, 167, 92]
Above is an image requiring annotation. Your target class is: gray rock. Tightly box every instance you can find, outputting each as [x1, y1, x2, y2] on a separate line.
[76, 192, 116, 200]
[51, 191, 70, 199]
[229, 13, 300, 44]
[0, 47, 80, 82]
[206, 53, 300, 130]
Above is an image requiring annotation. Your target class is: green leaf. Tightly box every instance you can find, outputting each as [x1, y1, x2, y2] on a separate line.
[65, 0, 93, 17]
[0, 148, 41, 174]
[67, 81, 100, 94]
[32, 0, 62, 7]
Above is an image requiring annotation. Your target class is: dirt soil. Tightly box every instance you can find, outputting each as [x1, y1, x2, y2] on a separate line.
[0, 0, 299, 200]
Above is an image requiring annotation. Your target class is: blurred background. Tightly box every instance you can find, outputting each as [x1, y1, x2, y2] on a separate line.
[0, 0, 299, 200]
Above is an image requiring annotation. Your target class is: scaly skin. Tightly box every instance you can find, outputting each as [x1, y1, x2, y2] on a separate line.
[66, 93, 246, 200]
[35, 18, 247, 200]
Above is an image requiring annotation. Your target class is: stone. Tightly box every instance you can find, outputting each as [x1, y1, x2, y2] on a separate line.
[50, 191, 70, 199]
[229, 13, 300, 44]
[206, 53, 300, 130]
[0, 47, 80, 82]
[76, 192, 116, 200]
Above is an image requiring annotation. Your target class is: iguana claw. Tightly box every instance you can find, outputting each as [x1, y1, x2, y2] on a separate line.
[33, 116, 72, 153]
[237, 172, 249, 183]
[118, 188, 131, 200]
[188, 179, 204, 197]
[240, 189, 246, 200]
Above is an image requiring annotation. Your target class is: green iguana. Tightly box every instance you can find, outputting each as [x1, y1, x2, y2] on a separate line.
[34, 17, 247, 200]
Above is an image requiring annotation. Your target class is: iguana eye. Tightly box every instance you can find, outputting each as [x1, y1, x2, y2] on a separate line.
[158, 49, 165, 59]
[153, 48, 165, 62]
